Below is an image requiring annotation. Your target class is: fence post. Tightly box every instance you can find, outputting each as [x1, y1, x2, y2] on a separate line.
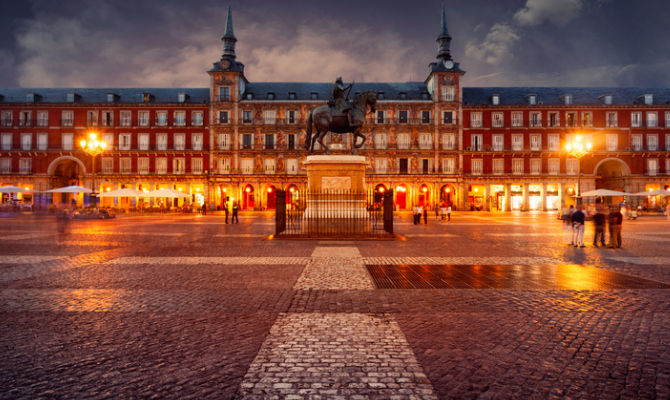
[275, 189, 286, 235]
[384, 189, 394, 234]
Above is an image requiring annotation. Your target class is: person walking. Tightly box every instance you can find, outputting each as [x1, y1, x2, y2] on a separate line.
[201, 202, 207, 215]
[423, 204, 429, 224]
[572, 205, 585, 247]
[592, 207, 606, 247]
[565, 205, 575, 245]
[412, 205, 418, 225]
[608, 206, 623, 248]
[440, 204, 446, 221]
[418, 205, 423, 225]
[223, 201, 229, 224]
[232, 201, 239, 224]
[447, 205, 451, 221]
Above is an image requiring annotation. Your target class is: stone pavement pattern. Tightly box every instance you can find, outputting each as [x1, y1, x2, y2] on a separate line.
[0, 212, 668, 399]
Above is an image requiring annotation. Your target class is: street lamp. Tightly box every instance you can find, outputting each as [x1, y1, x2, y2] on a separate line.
[565, 135, 592, 205]
[80, 132, 107, 206]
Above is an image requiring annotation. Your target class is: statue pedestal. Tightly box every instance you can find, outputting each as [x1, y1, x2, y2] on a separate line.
[303, 155, 368, 220]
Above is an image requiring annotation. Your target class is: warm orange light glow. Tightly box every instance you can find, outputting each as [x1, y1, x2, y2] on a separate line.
[80, 139, 87, 148]
[268, 187, 273, 193]
[196, 188, 200, 192]
[24, 187, 29, 190]
[106, 187, 111, 192]
[474, 188, 479, 193]
[245, 187, 251, 193]
[89, 132, 97, 140]
[223, 188, 227, 192]
[289, 187, 294, 192]
[445, 188, 450, 193]
[178, 188, 182, 192]
[422, 187, 428, 193]
[378, 187, 385, 193]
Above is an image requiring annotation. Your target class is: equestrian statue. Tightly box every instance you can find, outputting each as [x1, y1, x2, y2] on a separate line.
[305, 77, 377, 154]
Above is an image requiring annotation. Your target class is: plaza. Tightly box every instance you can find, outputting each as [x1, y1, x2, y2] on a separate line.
[0, 211, 668, 399]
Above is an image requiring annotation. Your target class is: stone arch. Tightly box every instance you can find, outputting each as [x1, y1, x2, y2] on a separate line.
[594, 158, 630, 191]
[593, 157, 631, 177]
[47, 156, 87, 176]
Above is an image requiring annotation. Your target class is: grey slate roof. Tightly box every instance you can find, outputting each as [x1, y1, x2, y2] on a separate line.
[462, 87, 670, 106]
[243, 82, 430, 101]
[0, 88, 210, 104]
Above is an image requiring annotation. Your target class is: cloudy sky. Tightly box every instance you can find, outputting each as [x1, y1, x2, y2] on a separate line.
[1, 0, 669, 88]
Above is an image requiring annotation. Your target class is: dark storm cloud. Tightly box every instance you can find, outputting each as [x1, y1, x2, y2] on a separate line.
[0, 0, 668, 88]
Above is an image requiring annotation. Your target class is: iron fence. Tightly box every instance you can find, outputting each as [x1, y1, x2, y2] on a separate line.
[275, 188, 394, 238]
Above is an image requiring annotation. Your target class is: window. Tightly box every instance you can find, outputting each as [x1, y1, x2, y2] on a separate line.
[374, 133, 388, 149]
[492, 112, 504, 128]
[512, 159, 524, 175]
[470, 112, 482, 128]
[36, 111, 48, 127]
[120, 158, 131, 174]
[62, 133, 73, 150]
[419, 134, 432, 149]
[1, 133, 11, 150]
[582, 112, 593, 127]
[647, 112, 658, 128]
[286, 159, 299, 175]
[288, 92, 296, 100]
[511, 111, 523, 127]
[471, 159, 483, 175]
[647, 134, 658, 151]
[310, 92, 318, 100]
[102, 111, 113, 127]
[511, 134, 523, 151]
[286, 110, 296, 124]
[217, 133, 230, 150]
[102, 157, 113, 173]
[566, 112, 577, 127]
[666, 134, 670, 151]
[139, 111, 150, 127]
[421, 111, 430, 123]
[120, 111, 132, 127]
[643, 94, 653, 105]
[174, 134, 185, 150]
[138, 133, 149, 150]
[218, 158, 231, 174]
[119, 133, 131, 150]
[103, 133, 113, 148]
[287, 134, 296, 150]
[566, 159, 578, 175]
[493, 159, 504, 175]
[647, 159, 658, 175]
[243, 110, 253, 123]
[397, 133, 410, 149]
[548, 112, 559, 127]
[442, 133, 455, 150]
[263, 159, 275, 174]
[19, 111, 32, 126]
[242, 134, 252, 149]
[265, 134, 274, 150]
[631, 134, 642, 151]
[219, 110, 229, 124]
[373, 158, 388, 174]
[527, 95, 537, 105]
[173, 111, 185, 126]
[240, 158, 253, 174]
[563, 95, 572, 105]
[263, 110, 276, 124]
[156, 158, 167, 174]
[398, 110, 408, 124]
[529, 112, 541, 127]
[87, 110, 98, 126]
[376, 110, 385, 123]
[548, 134, 559, 151]
[491, 94, 499, 105]
[246, 93, 254, 100]
[173, 158, 185, 174]
[442, 158, 455, 174]
[178, 93, 186, 103]
[666, 111, 670, 128]
[192, 133, 203, 150]
[631, 112, 642, 128]
[138, 158, 149, 174]
[61, 111, 73, 126]
[156, 134, 167, 151]
[37, 133, 47, 150]
[602, 95, 612, 105]
[492, 134, 504, 151]
[606, 112, 618, 127]
[19, 158, 31, 174]
[442, 111, 454, 124]
[0, 158, 10, 174]
[191, 158, 203, 174]
[530, 159, 541, 175]
[530, 134, 541, 151]
[192, 111, 203, 126]
[606, 134, 618, 151]
[156, 111, 167, 126]
[441, 86, 455, 101]
[21, 133, 32, 150]
[470, 134, 482, 151]
[548, 159, 560, 175]
[399, 158, 408, 174]
[1, 111, 12, 127]
[219, 86, 231, 101]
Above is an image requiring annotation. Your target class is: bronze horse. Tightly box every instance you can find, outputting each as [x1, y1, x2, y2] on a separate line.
[305, 90, 377, 154]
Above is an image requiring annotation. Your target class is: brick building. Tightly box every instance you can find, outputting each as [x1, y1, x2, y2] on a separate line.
[1, 7, 669, 211]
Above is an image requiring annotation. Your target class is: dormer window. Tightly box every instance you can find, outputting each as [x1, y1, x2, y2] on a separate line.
[66, 93, 76, 103]
[246, 93, 254, 100]
[378, 92, 385, 100]
[26, 93, 39, 103]
[267, 92, 275, 100]
[527, 94, 537, 105]
[178, 93, 187, 103]
[491, 94, 500, 105]
[107, 93, 118, 103]
[142, 92, 152, 103]
[602, 95, 612, 105]
[399, 92, 407, 100]
[310, 92, 318, 100]
[421, 92, 430, 100]
[288, 92, 296, 100]
[563, 94, 572, 105]
[644, 94, 653, 105]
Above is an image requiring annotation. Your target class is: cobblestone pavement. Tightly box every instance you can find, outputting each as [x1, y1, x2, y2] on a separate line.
[0, 212, 668, 399]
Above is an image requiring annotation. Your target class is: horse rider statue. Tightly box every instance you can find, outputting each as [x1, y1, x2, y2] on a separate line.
[329, 77, 354, 126]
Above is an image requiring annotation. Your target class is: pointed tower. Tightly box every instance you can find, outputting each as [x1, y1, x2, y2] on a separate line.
[222, 6, 237, 59]
[436, 6, 452, 61]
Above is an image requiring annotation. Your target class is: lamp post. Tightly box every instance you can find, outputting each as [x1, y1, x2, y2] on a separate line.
[80, 132, 107, 207]
[565, 135, 592, 206]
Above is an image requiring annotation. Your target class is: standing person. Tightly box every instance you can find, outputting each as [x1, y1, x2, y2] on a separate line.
[412, 205, 418, 224]
[232, 201, 239, 224]
[424, 204, 429, 224]
[440, 204, 446, 220]
[565, 205, 575, 245]
[223, 201, 229, 224]
[447, 205, 451, 221]
[608, 206, 623, 248]
[435, 203, 439, 220]
[571, 205, 585, 248]
[592, 207, 606, 247]
[201, 202, 207, 215]
[418, 205, 423, 225]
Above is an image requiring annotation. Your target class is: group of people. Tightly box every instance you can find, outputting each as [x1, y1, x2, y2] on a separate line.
[222, 201, 239, 224]
[563, 204, 623, 248]
[412, 204, 452, 224]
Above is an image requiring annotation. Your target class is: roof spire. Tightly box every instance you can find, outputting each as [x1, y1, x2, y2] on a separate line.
[221, 6, 237, 59]
[436, 4, 452, 61]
